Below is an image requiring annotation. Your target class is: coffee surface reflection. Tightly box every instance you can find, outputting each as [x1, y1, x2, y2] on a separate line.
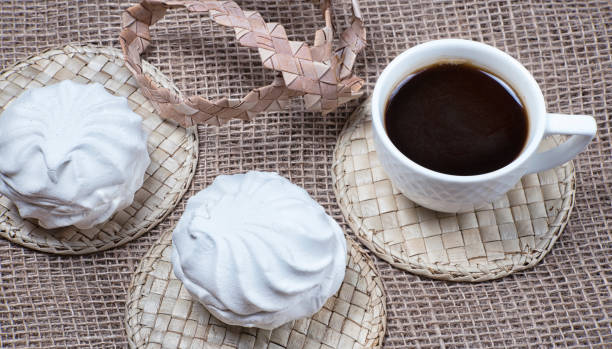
[384, 63, 528, 176]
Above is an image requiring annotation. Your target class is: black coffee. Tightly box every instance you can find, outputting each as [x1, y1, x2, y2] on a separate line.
[384, 63, 528, 176]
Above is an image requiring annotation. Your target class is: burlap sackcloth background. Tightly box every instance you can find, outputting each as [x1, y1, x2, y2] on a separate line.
[0, 1, 610, 348]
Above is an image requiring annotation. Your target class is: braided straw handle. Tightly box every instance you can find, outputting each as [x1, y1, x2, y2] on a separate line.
[120, 0, 366, 127]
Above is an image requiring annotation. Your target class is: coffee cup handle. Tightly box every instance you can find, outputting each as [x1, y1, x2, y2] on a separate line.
[524, 113, 597, 174]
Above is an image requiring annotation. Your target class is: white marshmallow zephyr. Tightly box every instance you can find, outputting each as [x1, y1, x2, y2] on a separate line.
[0, 80, 150, 229]
[172, 171, 347, 330]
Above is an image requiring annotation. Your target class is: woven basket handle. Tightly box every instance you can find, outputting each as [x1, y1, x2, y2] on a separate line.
[120, 0, 366, 127]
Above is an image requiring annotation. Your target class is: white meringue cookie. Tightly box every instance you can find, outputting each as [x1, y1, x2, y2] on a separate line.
[172, 171, 347, 330]
[0, 80, 150, 229]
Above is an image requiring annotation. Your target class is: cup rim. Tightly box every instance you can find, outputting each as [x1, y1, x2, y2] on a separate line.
[371, 38, 547, 183]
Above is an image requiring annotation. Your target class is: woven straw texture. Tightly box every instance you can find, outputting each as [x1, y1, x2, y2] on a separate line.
[332, 99, 576, 282]
[119, 0, 366, 127]
[0, 0, 610, 348]
[0, 45, 198, 255]
[125, 230, 386, 349]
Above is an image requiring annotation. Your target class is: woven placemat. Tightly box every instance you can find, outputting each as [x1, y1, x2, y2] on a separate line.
[125, 229, 387, 349]
[332, 99, 576, 282]
[0, 45, 198, 255]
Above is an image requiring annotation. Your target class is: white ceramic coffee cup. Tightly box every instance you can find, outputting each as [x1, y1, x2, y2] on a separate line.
[372, 39, 597, 213]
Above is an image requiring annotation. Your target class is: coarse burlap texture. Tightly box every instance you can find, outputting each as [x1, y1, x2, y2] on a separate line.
[0, 0, 610, 348]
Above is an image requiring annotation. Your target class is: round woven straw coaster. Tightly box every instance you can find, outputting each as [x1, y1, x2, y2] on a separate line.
[125, 229, 387, 349]
[0, 45, 198, 255]
[332, 99, 576, 282]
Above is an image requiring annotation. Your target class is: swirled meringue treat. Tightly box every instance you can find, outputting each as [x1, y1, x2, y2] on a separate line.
[0, 80, 150, 229]
[172, 171, 347, 330]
